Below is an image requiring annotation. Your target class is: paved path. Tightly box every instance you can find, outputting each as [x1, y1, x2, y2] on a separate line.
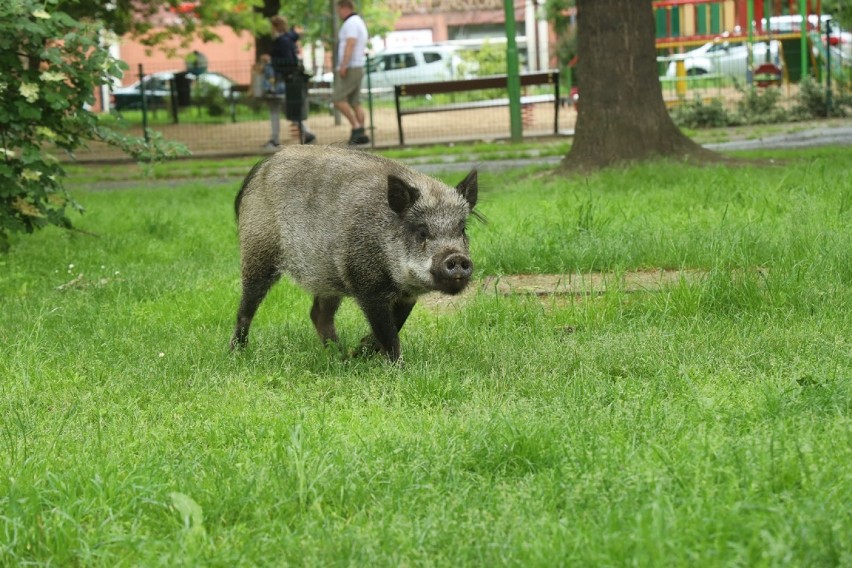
[411, 124, 852, 175]
[703, 125, 852, 151]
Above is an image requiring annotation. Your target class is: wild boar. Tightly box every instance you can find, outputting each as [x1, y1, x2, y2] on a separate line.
[230, 145, 478, 362]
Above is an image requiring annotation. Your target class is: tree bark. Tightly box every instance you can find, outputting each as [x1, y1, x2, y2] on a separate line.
[558, 0, 719, 173]
[254, 0, 282, 61]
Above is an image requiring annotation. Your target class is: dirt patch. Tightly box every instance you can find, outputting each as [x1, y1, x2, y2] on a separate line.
[419, 269, 706, 311]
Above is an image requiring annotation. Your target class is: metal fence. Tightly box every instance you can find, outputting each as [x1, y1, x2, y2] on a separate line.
[73, 57, 572, 161]
[73, 41, 850, 161]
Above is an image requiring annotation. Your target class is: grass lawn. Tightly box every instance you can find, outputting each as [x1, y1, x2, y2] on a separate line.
[1, 146, 850, 565]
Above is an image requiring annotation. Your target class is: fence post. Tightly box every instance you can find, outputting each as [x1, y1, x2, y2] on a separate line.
[826, 19, 833, 115]
[139, 64, 149, 144]
[553, 71, 560, 135]
[169, 77, 179, 124]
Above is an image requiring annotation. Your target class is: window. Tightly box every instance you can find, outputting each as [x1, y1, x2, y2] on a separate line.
[398, 54, 417, 69]
[144, 77, 167, 91]
[423, 52, 443, 64]
[377, 54, 416, 71]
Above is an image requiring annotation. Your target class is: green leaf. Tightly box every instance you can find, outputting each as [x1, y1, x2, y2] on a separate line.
[169, 491, 205, 532]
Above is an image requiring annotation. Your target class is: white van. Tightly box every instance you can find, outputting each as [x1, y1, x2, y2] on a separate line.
[363, 45, 466, 92]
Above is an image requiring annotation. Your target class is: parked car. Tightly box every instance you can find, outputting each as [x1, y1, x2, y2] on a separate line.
[664, 33, 781, 78]
[111, 70, 238, 111]
[362, 45, 469, 91]
[763, 13, 851, 60]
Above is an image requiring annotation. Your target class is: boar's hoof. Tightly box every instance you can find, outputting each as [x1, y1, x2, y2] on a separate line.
[229, 335, 247, 351]
[353, 335, 381, 357]
[431, 252, 473, 294]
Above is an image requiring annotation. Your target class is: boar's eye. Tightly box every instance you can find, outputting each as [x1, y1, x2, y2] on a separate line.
[416, 225, 430, 242]
[458, 220, 467, 234]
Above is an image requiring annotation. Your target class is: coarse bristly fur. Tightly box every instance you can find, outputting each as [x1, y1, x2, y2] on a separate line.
[230, 144, 478, 362]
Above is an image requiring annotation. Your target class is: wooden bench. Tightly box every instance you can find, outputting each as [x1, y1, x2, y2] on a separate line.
[394, 71, 560, 145]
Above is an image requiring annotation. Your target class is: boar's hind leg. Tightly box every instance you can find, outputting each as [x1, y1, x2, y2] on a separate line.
[310, 296, 342, 344]
[230, 265, 280, 350]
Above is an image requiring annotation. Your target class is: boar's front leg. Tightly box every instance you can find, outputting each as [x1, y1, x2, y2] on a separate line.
[392, 299, 416, 332]
[357, 298, 416, 361]
[310, 296, 342, 344]
[356, 299, 411, 362]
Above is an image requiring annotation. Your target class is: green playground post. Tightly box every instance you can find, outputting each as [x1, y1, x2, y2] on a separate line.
[503, 0, 522, 142]
[800, 0, 808, 79]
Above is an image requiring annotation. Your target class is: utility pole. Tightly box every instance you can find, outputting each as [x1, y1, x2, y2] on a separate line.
[504, 0, 522, 142]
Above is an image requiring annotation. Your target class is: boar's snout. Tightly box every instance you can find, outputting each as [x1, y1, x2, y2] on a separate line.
[431, 251, 473, 294]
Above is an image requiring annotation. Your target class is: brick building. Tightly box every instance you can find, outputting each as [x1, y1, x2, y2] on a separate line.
[383, 0, 554, 70]
[104, 0, 555, 111]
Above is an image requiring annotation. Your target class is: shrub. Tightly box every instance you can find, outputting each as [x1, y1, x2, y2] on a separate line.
[194, 82, 228, 117]
[671, 96, 731, 128]
[793, 76, 849, 119]
[0, 0, 186, 251]
[733, 84, 788, 124]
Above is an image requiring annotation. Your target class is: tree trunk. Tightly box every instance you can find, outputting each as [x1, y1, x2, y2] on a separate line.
[558, 0, 719, 173]
[254, 0, 282, 61]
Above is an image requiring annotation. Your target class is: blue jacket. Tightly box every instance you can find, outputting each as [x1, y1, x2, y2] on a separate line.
[262, 63, 285, 96]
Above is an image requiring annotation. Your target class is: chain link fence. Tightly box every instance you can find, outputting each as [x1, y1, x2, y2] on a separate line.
[71, 34, 851, 162]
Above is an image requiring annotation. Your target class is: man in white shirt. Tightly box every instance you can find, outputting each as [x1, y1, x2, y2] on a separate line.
[333, 0, 370, 145]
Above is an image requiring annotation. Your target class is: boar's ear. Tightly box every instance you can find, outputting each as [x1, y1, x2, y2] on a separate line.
[455, 169, 478, 209]
[387, 175, 420, 215]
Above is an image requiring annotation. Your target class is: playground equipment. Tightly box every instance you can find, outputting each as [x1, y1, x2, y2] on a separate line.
[562, 1, 846, 112]
[653, 0, 840, 85]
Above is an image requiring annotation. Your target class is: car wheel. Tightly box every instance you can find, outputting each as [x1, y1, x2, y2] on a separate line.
[686, 68, 709, 77]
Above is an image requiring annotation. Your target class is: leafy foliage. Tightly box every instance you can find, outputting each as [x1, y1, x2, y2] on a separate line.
[793, 76, 851, 119]
[60, 0, 396, 58]
[545, 0, 578, 69]
[733, 84, 787, 124]
[671, 96, 731, 128]
[821, 0, 852, 29]
[671, 81, 849, 129]
[194, 82, 229, 117]
[57, 0, 267, 51]
[0, 0, 186, 251]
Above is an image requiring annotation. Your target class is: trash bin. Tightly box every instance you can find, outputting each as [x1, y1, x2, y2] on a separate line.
[284, 71, 310, 122]
[173, 71, 192, 107]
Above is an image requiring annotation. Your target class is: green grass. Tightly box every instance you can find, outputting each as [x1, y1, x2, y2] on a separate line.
[474, 148, 852, 274]
[1, 146, 850, 565]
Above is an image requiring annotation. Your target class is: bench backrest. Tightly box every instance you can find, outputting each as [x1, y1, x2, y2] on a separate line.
[395, 71, 558, 97]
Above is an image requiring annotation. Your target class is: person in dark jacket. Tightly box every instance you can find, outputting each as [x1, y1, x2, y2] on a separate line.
[264, 15, 315, 148]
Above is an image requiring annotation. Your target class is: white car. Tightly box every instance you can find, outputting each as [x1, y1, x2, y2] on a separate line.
[112, 70, 238, 110]
[764, 14, 851, 61]
[665, 34, 781, 78]
[362, 45, 467, 91]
